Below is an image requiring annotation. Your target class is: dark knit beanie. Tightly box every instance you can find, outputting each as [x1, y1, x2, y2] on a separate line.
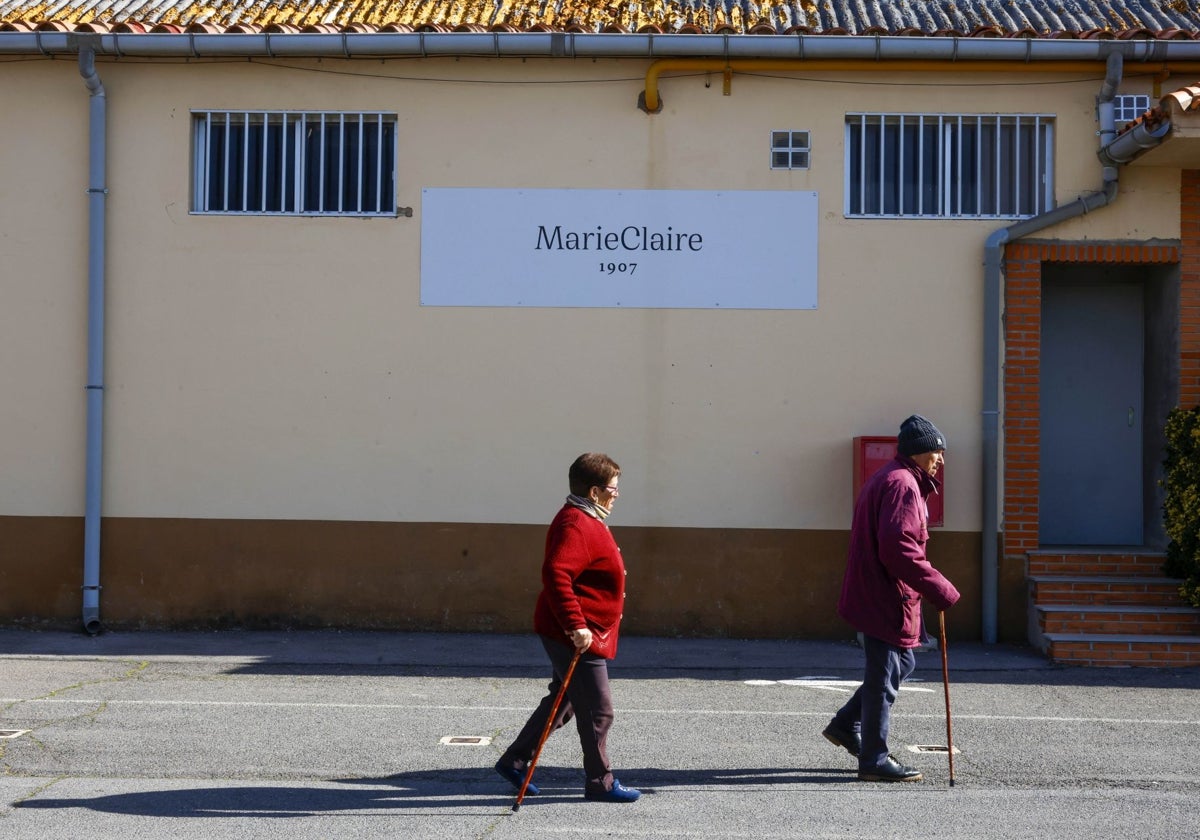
[897, 415, 946, 456]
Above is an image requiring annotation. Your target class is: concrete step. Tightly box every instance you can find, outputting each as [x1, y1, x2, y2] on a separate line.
[1044, 633, 1200, 667]
[1029, 575, 1186, 608]
[1038, 604, 1200, 637]
[1027, 550, 1167, 577]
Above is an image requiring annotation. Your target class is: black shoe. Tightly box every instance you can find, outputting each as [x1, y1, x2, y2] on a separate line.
[584, 779, 641, 803]
[495, 760, 539, 796]
[858, 756, 923, 783]
[822, 721, 862, 757]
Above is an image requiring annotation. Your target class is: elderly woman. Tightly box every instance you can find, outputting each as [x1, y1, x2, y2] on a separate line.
[494, 452, 640, 803]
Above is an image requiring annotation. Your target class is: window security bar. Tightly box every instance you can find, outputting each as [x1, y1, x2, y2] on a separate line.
[193, 111, 397, 216]
[845, 113, 1055, 220]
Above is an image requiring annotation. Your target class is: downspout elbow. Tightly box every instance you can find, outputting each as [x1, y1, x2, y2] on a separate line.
[1096, 52, 1123, 153]
[79, 46, 105, 96]
[1102, 177, 1118, 204]
[1098, 51, 1123, 105]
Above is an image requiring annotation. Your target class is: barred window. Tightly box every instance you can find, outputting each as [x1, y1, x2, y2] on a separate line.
[192, 111, 397, 216]
[845, 114, 1054, 219]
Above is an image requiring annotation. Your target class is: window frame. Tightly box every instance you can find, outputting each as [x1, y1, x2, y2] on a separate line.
[770, 130, 811, 171]
[191, 110, 399, 217]
[1114, 94, 1151, 124]
[843, 112, 1055, 220]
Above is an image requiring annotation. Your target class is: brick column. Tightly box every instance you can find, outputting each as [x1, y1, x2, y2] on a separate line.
[1003, 244, 1043, 560]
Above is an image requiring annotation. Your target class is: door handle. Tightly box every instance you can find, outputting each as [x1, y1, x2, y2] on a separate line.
[1128, 407, 1135, 427]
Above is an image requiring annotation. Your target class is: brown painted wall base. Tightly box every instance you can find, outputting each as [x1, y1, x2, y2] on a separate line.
[1, 516, 1002, 640]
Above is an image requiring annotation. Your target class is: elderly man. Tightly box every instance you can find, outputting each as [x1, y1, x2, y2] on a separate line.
[822, 415, 961, 782]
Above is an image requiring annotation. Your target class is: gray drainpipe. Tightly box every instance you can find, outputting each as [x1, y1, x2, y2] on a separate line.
[980, 51, 1133, 644]
[78, 40, 106, 636]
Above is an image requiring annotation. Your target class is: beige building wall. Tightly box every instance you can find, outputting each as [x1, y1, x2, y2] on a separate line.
[0, 57, 1180, 637]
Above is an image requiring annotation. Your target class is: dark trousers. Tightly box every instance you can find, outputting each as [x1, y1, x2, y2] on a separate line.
[832, 634, 916, 769]
[500, 635, 615, 793]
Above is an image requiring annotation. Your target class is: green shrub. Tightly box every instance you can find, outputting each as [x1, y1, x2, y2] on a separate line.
[1162, 406, 1200, 607]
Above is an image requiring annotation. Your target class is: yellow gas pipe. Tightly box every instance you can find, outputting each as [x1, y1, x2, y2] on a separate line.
[640, 59, 1200, 112]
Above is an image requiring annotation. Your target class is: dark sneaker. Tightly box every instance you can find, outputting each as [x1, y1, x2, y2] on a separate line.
[495, 760, 539, 796]
[584, 779, 641, 803]
[822, 721, 862, 757]
[858, 756, 923, 783]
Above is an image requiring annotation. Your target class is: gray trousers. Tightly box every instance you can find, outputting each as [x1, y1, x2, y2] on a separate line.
[499, 635, 615, 793]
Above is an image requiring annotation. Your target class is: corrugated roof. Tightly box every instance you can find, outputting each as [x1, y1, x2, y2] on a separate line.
[0, 0, 1197, 37]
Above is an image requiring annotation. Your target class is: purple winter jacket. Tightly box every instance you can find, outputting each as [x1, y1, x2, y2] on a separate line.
[837, 455, 960, 648]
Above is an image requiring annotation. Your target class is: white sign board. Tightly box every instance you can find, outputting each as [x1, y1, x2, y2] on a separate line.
[420, 188, 818, 309]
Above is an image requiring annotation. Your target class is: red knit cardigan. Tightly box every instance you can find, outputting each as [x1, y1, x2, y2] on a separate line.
[533, 504, 626, 659]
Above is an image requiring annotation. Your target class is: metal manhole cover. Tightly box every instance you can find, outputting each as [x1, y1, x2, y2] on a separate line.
[0, 730, 30, 740]
[439, 735, 492, 746]
[907, 744, 960, 754]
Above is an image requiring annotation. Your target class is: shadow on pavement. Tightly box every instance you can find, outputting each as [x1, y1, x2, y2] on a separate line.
[15, 780, 512, 817]
[13, 765, 855, 817]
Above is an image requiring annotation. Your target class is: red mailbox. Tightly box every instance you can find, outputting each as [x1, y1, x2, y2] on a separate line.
[852, 436, 944, 527]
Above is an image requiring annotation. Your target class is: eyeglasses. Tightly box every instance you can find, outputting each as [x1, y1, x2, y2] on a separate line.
[602, 485, 620, 495]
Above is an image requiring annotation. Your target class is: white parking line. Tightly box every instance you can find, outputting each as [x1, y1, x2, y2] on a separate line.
[747, 677, 935, 693]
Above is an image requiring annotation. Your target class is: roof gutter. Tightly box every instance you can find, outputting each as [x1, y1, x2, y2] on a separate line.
[1098, 111, 1173, 167]
[3, 31, 1200, 62]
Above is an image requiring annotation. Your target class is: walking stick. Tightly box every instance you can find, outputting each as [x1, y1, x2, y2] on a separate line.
[512, 648, 583, 811]
[938, 610, 956, 787]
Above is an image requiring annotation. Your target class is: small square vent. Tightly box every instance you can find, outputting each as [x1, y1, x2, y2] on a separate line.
[1114, 94, 1151, 124]
[771, 130, 810, 170]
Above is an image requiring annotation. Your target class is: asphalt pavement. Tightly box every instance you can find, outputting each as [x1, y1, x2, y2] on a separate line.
[1, 628, 1198, 839]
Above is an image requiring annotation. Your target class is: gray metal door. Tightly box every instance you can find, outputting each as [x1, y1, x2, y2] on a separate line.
[1039, 281, 1143, 545]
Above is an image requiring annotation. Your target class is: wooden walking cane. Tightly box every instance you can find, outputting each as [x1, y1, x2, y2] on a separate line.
[939, 610, 956, 787]
[512, 648, 583, 812]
